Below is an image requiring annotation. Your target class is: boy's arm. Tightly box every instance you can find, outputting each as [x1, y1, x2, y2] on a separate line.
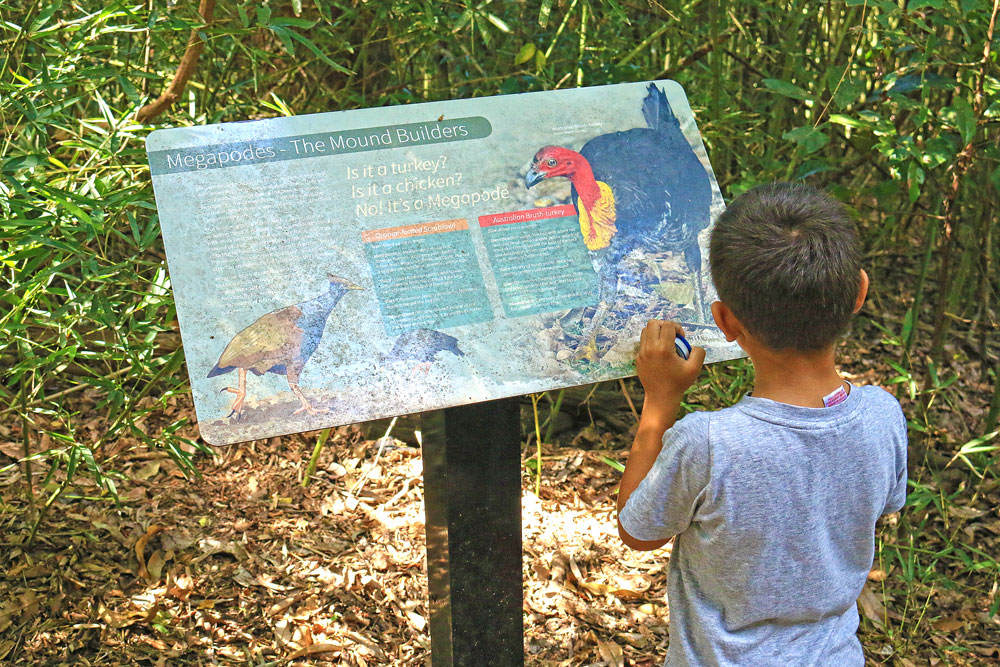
[617, 320, 706, 550]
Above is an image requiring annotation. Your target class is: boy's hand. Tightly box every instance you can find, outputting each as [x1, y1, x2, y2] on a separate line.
[637, 320, 706, 407]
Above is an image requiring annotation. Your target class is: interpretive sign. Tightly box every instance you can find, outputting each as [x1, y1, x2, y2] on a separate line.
[147, 80, 742, 446]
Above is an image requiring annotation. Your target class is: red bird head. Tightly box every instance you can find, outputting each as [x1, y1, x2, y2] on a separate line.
[524, 146, 590, 188]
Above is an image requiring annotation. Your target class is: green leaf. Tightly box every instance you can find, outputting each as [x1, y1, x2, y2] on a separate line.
[952, 97, 976, 145]
[269, 25, 296, 56]
[2, 154, 45, 172]
[832, 77, 864, 110]
[901, 307, 915, 343]
[452, 8, 473, 32]
[538, 0, 554, 27]
[601, 456, 625, 473]
[515, 42, 536, 65]
[782, 126, 829, 154]
[283, 27, 352, 74]
[603, 0, 631, 24]
[116, 74, 139, 101]
[486, 13, 511, 33]
[255, 4, 271, 26]
[829, 113, 868, 129]
[762, 79, 814, 101]
[990, 165, 1000, 195]
[268, 17, 315, 28]
[923, 136, 957, 168]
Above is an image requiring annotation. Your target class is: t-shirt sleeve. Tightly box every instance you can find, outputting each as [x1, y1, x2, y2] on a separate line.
[882, 399, 909, 515]
[618, 412, 710, 542]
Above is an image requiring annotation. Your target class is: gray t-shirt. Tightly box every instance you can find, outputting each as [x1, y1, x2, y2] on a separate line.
[619, 383, 907, 666]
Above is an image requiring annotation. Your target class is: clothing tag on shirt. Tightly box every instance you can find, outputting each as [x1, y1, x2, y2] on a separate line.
[822, 383, 849, 407]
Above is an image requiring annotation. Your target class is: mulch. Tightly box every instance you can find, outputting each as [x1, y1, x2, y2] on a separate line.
[1, 327, 999, 665]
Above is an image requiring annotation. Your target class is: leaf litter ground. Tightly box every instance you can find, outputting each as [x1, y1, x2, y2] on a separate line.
[1, 325, 999, 665]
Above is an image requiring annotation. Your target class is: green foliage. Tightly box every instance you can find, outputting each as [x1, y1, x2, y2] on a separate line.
[1, 4, 998, 637]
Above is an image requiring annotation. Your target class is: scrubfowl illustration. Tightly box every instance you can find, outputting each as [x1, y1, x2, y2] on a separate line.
[208, 274, 363, 418]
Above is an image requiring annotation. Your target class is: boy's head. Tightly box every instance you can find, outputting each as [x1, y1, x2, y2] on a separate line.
[709, 183, 864, 352]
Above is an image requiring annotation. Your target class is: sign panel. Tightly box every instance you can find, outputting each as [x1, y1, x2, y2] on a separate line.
[147, 80, 743, 445]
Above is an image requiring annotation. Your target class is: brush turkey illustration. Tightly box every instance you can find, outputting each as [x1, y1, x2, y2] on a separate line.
[524, 83, 712, 358]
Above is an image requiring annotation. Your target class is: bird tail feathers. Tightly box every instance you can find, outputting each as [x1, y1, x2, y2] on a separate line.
[642, 83, 679, 133]
[207, 363, 234, 378]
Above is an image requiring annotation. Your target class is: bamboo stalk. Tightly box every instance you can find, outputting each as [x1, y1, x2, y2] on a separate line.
[619, 379, 639, 423]
[904, 218, 937, 356]
[302, 428, 331, 488]
[543, 389, 565, 443]
[531, 394, 543, 496]
[543, 0, 579, 60]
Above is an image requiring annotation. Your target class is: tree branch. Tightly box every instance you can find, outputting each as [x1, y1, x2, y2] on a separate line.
[135, 0, 216, 124]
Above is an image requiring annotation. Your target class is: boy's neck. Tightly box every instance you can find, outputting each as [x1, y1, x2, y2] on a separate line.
[747, 343, 846, 408]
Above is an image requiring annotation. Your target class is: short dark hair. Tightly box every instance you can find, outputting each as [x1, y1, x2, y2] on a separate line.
[709, 183, 862, 351]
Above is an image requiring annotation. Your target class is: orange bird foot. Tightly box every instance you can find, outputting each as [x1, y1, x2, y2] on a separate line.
[292, 403, 330, 416]
[222, 386, 246, 420]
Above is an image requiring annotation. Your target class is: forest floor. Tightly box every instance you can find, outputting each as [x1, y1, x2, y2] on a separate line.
[1, 321, 999, 666]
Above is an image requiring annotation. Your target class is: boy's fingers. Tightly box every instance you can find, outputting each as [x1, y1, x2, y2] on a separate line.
[689, 345, 707, 366]
[644, 320, 665, 344]
[640, 320, 656, 346]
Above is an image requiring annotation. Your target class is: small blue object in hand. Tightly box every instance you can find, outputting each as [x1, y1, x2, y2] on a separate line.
[675, 334, 692, 360]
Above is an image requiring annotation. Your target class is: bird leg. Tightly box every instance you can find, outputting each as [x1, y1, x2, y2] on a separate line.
[683, 242, 708, 323]
[286, 369, 323, 415]
[290, 384, 320, 415]
[570, 301, 610, 361]
[221, 368, 248, 420]
[569, 261, 619, 361]
[693, 267, 707, 323]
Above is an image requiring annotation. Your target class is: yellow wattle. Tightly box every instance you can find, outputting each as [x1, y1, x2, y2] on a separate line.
[578, 181, 617, 251]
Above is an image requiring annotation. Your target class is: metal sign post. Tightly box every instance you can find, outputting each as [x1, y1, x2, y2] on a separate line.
[421, 398, 524, 666]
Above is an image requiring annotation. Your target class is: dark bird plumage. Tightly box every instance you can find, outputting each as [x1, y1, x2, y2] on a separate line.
[525, 83, 713, 357]
[380, 328, 464, 373]
[208, 274, 363, 418]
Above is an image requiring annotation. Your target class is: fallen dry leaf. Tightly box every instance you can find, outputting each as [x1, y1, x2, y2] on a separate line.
[288, 642, 342, 658]
[933, 615, 967, 633]
[597, 637, 625, 667]
[134, 524, 165, 580]
[857, 584, 886, 628]
[407, 610, 426, 631]
[579, 581, 614, 596]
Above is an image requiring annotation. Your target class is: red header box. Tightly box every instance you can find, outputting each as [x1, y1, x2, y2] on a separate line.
[478, 205, 576, 228]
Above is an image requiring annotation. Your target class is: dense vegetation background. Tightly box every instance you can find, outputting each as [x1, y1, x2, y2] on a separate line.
[2, 0, 998, 663]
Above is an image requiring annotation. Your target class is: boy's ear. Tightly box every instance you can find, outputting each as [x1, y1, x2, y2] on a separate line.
[853, 269, 869, 314]
[711, 301, 742, 343]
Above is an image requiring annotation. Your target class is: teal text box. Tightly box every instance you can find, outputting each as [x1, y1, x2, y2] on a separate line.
[364, 228, 492, 335]
[482, 214, 598, 317]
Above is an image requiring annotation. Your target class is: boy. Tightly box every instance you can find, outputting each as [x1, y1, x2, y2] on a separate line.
[617, 183, 907, 665]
